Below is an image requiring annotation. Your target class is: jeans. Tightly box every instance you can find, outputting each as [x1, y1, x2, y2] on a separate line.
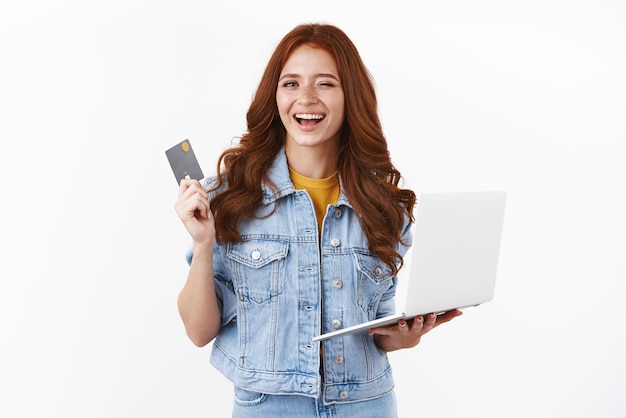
[231, 386, 398, 418]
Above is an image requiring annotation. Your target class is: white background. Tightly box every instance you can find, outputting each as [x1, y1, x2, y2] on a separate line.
[1, 1, 625, 417]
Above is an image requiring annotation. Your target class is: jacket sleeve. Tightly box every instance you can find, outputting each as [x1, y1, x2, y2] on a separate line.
[183, 175, 238, 326]
[185, 244, 237, 326]
[211, 246, 238, 326]
[375, 215, 414, 319]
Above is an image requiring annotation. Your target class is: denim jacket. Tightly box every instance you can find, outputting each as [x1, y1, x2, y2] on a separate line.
[187, 149, 413, 405]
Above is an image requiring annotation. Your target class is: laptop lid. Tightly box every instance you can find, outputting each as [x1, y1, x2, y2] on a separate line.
[402, 191, 506, 316]
[312, 191, 506, 342]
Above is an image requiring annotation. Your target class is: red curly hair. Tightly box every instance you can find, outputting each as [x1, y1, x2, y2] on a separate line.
[209, 23, 415, 274]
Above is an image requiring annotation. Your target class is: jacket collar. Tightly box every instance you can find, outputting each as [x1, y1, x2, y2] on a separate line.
[261, 147, 352, 209]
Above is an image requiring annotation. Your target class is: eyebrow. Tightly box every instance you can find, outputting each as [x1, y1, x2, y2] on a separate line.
[278, 73, 340, 82]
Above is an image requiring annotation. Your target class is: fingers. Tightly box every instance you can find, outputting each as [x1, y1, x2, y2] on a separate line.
[413, 310, 463, 331]
[422, 313, 437, 328]
[368, 311, 463, 350]
[370, 311, 461, 337]
[178, 179, 208, 200]
[176, 194, 210, 221]
[434, 309, 463, 326]
[396, 319, 410, 335]
[368, 324, 396, 336]
[404, 314, 434, 334]
[369, 317, 423, 337]
[174, 179, 215, 244]
[176, 179, 210, 219]
[177, 194, 210, 220]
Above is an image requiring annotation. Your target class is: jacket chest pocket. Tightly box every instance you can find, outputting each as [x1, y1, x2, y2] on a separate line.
[227, 239, 289, 304]
[354, 253, 394, 314]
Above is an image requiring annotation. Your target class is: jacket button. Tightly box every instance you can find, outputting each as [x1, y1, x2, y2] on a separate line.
[335, 355, 344, 364]
[331, 319, 341, 329]
[330, 238, 340, 247]
[251, 250, 261, 260]
[339, 390, 349, 399]
[374, 267, 383, 276]
[332, 279, 343, 289]
[334, 209, 342, 217]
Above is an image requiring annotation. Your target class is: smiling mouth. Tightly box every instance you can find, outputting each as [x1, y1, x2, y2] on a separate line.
[294, 113, 325, 126]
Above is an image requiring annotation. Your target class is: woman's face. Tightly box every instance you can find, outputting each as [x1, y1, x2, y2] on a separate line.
[276, 45, 345, 154]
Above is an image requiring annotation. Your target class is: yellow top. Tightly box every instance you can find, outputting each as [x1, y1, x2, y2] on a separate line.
[289, 168, 340, 232]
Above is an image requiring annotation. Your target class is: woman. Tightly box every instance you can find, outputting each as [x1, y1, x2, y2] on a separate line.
[175, 23, 461, 417]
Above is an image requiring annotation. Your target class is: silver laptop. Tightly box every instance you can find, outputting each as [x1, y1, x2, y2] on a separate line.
[312, 191, 507, 342]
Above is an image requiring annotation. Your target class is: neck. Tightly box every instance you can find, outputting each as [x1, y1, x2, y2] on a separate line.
[285, 142, 338, 179]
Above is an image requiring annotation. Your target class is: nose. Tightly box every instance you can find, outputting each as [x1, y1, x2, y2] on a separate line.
[298, 85, 318, 105]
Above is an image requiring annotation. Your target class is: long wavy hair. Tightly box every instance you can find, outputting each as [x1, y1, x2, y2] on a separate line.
[209, 23, 416, 274]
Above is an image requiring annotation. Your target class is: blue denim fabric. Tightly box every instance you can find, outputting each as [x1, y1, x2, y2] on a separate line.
[187, 149, 413, 405]
[232, 386, 398, 418]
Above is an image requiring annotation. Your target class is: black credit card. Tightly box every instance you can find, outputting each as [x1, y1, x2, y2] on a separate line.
[165, 139, 204, 185]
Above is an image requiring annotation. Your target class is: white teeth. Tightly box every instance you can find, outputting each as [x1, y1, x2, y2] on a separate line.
[295, 113, 324, 120]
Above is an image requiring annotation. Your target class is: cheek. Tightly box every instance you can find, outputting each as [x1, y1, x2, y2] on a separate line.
[275, 94, 291, 116]
[326, 93, 345, 116]
[330, 99, 345, 121]
[275, 98, 292, 126]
